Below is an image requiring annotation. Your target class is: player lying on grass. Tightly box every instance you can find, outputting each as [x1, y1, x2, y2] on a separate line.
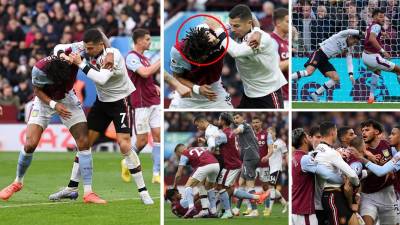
[361, 8, 400, 104]
[0, 55, 105, 204]
[291, 29, 361, 102]
[165, 188, 203, 218]
[48, 29, 153, 204]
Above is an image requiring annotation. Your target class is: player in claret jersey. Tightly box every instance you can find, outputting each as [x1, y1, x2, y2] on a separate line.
[122, 28, 161, 184]
[165, 188, 202, 218]
[0, 55, 104, 203]
[173, 144, 220, 218]
[270, 8, 289, 107]
[362, 9, 400, 104]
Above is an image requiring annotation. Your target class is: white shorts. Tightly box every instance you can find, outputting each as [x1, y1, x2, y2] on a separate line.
[133, 105, 161, 135]
[362, 52, 395, 72]
[256, 167, 270, 183]
[217, 168, 241, 187]
[360, 185, 397, 225]
[27, 90, 86, 129]
[169, 79, 233, 109]
[292, 214, 318, 225]
[192, 163, 220, 183]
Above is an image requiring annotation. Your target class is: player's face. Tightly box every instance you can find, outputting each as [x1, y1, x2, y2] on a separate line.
[195, 121, 207, 131]
[229, 17, 252, 39]
[277, 15, 289, 34]
[362, 125, 378, 144]
[344, 129, 357, 143]
[311, 133, 321, 149]
[375, 13, 385, 25]
[347, 37, 359, 47]
[84, 41, 104, 57]
[389, 128, 400, 146]
[140, 34, 152, 50]
[233, 114, 243, 125]
[251, 119, 262, 131]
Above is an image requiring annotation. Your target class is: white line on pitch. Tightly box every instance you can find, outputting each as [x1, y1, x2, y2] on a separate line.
[0, 197, 160, 209]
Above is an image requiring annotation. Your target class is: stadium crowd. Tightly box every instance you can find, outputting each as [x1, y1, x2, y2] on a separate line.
[164, 112, 289, 187]
[164, 0, 288, 104]
[0, 0, 160, 121]
[293, 0, 400, 56]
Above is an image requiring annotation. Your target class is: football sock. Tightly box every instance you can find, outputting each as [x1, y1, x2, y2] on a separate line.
[208, 188, 217, 214]
[315, 79, 336, 95]
[184, 187, 194, 208]
[269, 188, 276, 211]
[234, 188, 257, 200]
[292, 70, 309, 80]
[77, 149, 93, 194]
[125, 148, 146, 192]
[199, 186, 210, 210]
[265, 197, 270, 209]
[152, 142, 160, 175]
[370, 73, 379, 97]
[68, 156, 80, 188]
[219, 189, 231, 210]
[15, 149, 33, 183]
[249, 188, 257, 210]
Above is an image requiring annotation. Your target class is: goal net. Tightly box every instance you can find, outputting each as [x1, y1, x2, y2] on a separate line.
[292, 0, 400, 103]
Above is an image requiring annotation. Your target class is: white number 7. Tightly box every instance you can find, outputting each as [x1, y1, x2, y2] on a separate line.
[120, 113, 126, 124]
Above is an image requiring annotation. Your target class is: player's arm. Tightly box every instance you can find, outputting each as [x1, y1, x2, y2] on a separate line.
[337, 29, 360, 37]
[174, 155, 189, 188]
[331, 151, 360, 186]
[363, 160, 400, 177]
[233, 124, 244, 135]
[70, 53, 113, 85]
[126, 53, 160, 78]
[368, 25, 390, 58]
[300, 155, 344, 183]
[346, 49, 355, 85]
[165, 71, 191, 97]
[261, 134, 274, 163]
[33, 86, 72, 119]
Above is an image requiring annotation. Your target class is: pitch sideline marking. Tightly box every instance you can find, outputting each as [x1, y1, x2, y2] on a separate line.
[0, 197, 160, 209]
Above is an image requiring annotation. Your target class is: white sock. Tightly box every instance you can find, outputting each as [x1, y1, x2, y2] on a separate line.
[269, 188, 275, 211]
[84, 185, 92, 193]
[292, 70, 309, 80]
[124, 150, 146, 191]
[316, 79, 336, 95]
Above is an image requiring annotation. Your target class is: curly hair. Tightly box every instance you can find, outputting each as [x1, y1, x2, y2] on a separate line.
[43, 55, 74, 87]
[183, 27, 219, 63]
[165, 188, 179, 201]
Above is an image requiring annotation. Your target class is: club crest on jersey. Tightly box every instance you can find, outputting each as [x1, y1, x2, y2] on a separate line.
[383, 149, 390, 158]
[261, 134, 265, 139]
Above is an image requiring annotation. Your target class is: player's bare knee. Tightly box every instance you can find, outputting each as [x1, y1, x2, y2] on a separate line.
[151, 128, 160, 142]
[75, 135, 90, 150]
[339, 217, 347, 224]
[24, 139, 38, 153]
[116, 136, 131, 153]
[306, 66, 315, 75]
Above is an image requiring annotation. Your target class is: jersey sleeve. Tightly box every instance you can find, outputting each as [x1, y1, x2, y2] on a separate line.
[350, 161, 363, 177]
[126, 53, 143, 72]
[370, 24, 381, 36]
[329, 150, 359, 186]
[338, 29, 360, 37]
[31, 66, 51, 88]
[170, 47, 191, 74]
[267, 134, 274, 145]
[215, 130, 227, 146]
[178, 155, 189, 166]
[53, 41, 85, 56]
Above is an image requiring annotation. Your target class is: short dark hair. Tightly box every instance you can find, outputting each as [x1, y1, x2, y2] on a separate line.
[372, 8, 385, 17]
[174, 143, 185, 152]
[193, 114, 207, 124]
[319, 121, 336, 137]
[219, 112, 233, 126]
[233, 112, 243, 117]
[132, 28, 150, 44]
[273, 8, 288, 23]
[229, 4, 252, 21]
[252, 116, 261, 121]
[165, 188, 179, 201]
[349, 137, 364, 150]
[309, 126, 320, 137]
[394, 124, 400, 130]
[292, 128, 306, 149]
[83, 28, 104, 43]
[360, 119, 384, 134]
[337, 126, 352, 143]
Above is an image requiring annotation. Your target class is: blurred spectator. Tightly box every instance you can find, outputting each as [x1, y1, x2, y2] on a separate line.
[259, 1, 274, 32]
[293, 2, 314, 53]
[0, 84, 20, 110]
[119, 9, 136, 36]
[310, 5, 331, 50]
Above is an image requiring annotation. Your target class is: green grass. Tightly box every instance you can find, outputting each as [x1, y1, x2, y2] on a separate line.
[293, 102, 400, 109]
[0, 152, 160, 225]
[164, 201, 288, 225]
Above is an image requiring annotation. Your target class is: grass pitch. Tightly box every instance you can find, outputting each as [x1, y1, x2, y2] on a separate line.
[164, 201, 288, 225]
[0, 152, 160, 225]
[293, 102, 400, 109]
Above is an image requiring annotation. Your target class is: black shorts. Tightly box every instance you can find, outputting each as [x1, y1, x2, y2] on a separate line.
[304, 49, 336, 75]
[87, 97, 133, 135]
[269, 170, 280, 185]
[241, 159, 259, 180]
[321, 190, 352, 225]
[315, 209, 329, 225]
[238, 89, 283, 109]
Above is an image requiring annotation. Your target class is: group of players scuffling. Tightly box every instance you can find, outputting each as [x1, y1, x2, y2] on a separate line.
[0, 28, 161, 205]
[292, 8, 400, 103]
[167, 4, 289, 109]
[165, 113, 288, 219]
[293, 120, 400, 225]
